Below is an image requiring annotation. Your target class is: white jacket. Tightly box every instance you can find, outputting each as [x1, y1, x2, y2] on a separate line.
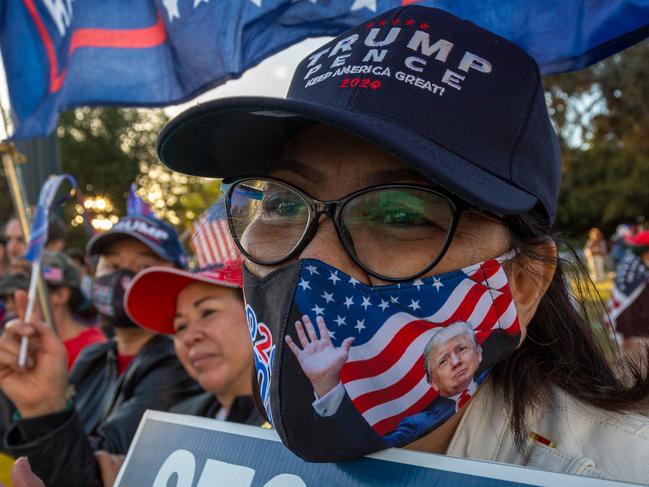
[446, 382, 649, 484]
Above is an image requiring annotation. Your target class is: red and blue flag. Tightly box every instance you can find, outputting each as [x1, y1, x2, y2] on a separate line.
[127, 183, 154, 218]
[24, 174, 76, 263]
[2, 0, 649, 140]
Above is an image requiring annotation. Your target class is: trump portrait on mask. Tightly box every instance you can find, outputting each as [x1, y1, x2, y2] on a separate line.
[383, 322, 488, 446]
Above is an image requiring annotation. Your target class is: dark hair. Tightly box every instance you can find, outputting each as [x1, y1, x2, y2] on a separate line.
[47, 216, 66, 244]
[65, 247, 87, 268]
[490, 212, 649, 449]
[50, 284, 97, 322]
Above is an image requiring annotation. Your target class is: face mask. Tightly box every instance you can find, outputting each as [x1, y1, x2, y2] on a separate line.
[91, 269, 139, 329]
[80, 275, 93, 300]
[243, 254, 521, 461]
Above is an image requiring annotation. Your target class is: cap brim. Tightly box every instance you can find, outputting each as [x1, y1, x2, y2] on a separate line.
[125, 266, 240, 334]
[87, 230, 169, 263]
[158, 97, 538, 216]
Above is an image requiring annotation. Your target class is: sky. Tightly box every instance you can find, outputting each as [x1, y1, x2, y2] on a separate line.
[165, 37, 330, 117]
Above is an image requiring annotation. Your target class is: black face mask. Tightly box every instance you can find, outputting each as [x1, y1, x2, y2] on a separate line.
[243, 255, 521, 462]
[244, 261, 387, 462]
[91, 269, 139, 329]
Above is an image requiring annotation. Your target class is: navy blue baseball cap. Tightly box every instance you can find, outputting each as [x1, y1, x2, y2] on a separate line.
[87, 215, 187, 269]
[157, 6, 561, 222]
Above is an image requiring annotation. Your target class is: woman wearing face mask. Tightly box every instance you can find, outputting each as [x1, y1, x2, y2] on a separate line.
[125, 261, 265, 425]
[156, 5, 649, 483]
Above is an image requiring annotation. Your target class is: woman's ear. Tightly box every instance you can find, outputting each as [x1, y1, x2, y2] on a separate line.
[507, 241, 557, 341]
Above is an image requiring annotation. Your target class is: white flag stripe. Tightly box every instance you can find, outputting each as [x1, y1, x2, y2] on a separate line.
[465, 290, 498, 330]
[204, 220, 227, 262]
[195, 218, 220, 266]
[218, 220, 239, 260]
[207, 222, 226, 261]
[347, 279, 478, 362]
[363, 374, 432, 426]
[201, 221, 221, 263]
[493, 299, 518, 331]
[345, 327, 438, 399]
[483, 267, 508, 290]
[197, 228, 218, 267]
[213, 221, 229, 259]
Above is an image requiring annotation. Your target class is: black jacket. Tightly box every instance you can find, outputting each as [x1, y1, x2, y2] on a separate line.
[3, 335, 201, 487]
[170, 391, 266, 426]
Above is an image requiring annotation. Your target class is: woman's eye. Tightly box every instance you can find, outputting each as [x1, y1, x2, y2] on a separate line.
[261, 193, 306, 219]
[174, 323, 187, 334]
[379, 208, 429, 225]
[201, 309, 216, 319]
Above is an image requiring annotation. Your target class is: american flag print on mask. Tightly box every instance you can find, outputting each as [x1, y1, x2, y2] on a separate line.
[294, 256, 520, 437]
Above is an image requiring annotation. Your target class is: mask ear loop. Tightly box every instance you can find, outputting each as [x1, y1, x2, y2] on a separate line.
[495, 248, 519, 264]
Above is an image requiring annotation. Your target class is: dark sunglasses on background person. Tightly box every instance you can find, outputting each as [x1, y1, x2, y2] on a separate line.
[221, 177, 503, 282]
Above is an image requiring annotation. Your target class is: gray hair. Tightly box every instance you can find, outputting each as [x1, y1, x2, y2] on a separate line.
[423, 321, 480, 382]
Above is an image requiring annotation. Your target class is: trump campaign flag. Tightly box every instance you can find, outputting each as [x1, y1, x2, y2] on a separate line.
[127, 183, 154, 217]
[1, 0, 649, 140]
[24, 173, 76, 262]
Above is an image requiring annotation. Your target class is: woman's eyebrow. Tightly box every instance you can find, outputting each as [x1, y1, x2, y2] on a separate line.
[275, 158, 325, 182]
[193, 296, 221, 308]
[364, 169, 429, 186]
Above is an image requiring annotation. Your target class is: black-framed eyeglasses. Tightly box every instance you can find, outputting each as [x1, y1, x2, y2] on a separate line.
[221, 176, 480, 281]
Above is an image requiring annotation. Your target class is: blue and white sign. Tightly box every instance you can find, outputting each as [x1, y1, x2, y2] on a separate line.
[115, 411, 641, 487]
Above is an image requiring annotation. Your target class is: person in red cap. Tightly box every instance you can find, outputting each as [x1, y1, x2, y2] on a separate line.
[87, 261, 266, 486]
[626, 230, 649, 266]
[125, 260, 264, 425]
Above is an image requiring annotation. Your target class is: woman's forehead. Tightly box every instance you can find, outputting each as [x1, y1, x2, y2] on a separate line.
[274, 124, 430, 192]
[176, 282, 229, 308]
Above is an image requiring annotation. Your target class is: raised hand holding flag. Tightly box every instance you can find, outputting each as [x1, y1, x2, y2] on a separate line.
[19, 174, 77, 367]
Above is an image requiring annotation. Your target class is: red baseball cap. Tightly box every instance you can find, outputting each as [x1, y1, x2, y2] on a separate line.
[626, 231, 649, 254]
[125, 261, 243, 335]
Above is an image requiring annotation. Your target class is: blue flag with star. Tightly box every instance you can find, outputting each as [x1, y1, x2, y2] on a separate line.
[2, 0, 649, 139]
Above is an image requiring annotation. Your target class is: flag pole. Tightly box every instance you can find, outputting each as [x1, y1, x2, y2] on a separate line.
[0, 110, 54, 336]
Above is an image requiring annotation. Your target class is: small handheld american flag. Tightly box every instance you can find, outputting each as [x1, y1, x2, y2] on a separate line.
[192, 199, 240, 267]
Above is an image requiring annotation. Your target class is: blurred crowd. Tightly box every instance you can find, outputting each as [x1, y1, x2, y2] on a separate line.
[0, 210, 261, 487]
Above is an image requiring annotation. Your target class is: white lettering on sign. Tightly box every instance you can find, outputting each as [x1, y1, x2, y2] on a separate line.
[42, 0, 74, 36]
[152, 449, 195, 487]
[152, 449, 308, 486]
[264, 474, 308, 486]
[196, 460, 255, 487]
